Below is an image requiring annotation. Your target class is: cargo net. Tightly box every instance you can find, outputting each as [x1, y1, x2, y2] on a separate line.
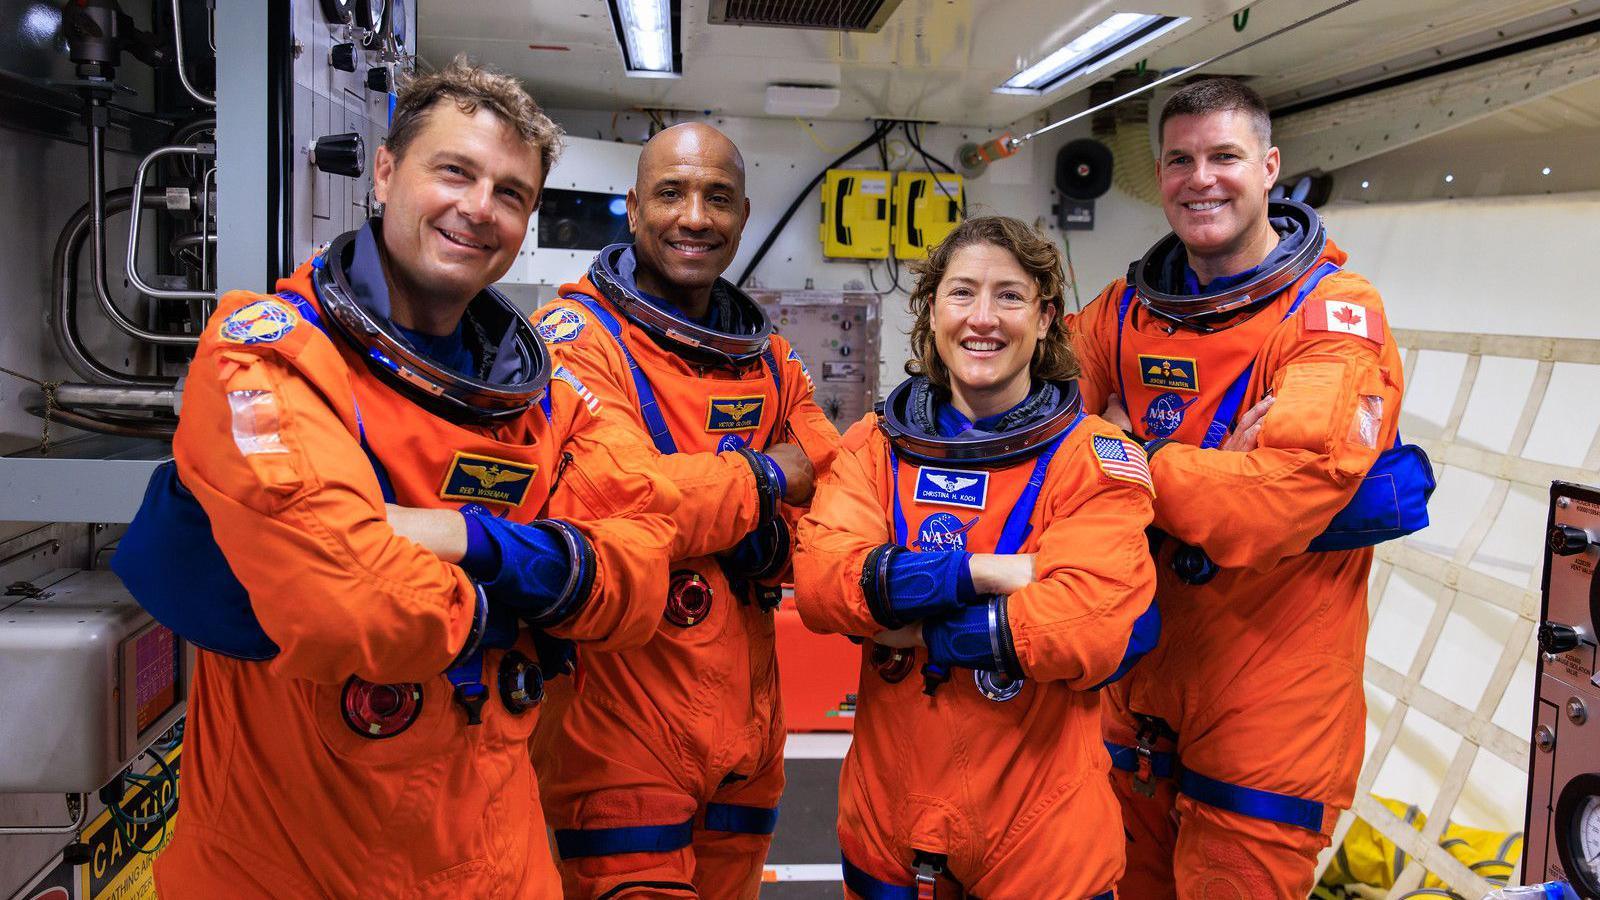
[1313, 330, 1600, 899]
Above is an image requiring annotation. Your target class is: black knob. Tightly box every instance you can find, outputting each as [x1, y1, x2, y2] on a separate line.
[1550, 524, 1592, 556]
[366, 66, 392, 93]
[1540, 622, 1583, 655]
[312, 132, 366, 178]
[330, 42, 358, 72]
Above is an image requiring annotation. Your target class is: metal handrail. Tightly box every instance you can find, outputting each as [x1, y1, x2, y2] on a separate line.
[170, 0, 215, 107]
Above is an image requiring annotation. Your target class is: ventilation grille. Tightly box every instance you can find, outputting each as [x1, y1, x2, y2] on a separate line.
[708, 0, 906, 33]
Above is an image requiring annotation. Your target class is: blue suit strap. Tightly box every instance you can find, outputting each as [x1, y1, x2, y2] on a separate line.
[1178, 769, 1329, 833]
[1198, 259, 1344, 449]
[993, 413, 1083, 555]
[567, 295, 678, 454]
[1114, 283, 1136, 407]
[762, 346, 782, 396]
[1104, 740, 1179, 779]
[888, 446, 908, 547]
[703, 803, 779, 835]
[552, 818, 695, 859]
[1106, 740, 1328, 832]
[841, 852, 915, 900]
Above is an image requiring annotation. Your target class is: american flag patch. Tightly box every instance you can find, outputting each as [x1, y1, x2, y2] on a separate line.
[1092, 434, 1154, 494]
[553, 366, 601, 414]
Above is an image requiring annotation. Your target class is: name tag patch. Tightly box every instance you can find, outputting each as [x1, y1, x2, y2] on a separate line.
[706, 395, 766, 432]
[1138, 354, 1199, 393]
[914, 466, 989, 510]
[439, 452, 537, 507]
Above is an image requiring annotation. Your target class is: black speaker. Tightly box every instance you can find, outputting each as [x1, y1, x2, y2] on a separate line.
[1055, 138, 1114, 200]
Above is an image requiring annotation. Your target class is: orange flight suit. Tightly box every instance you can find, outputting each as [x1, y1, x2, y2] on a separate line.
[153, 260, 678, 899]
[1068, 238, 1404, 899]
[792, 401, 1157, 899]
[528, 277, 840, 899]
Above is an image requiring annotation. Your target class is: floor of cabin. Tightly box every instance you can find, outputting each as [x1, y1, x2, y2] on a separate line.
[762, 733, 851, 898]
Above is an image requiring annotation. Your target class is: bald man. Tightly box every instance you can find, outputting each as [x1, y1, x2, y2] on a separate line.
[529, 124, 841, 899]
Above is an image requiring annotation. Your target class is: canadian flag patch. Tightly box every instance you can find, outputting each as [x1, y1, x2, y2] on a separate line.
[1303, 299, 1385, 345]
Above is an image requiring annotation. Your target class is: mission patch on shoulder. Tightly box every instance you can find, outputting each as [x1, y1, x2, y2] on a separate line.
[537, 306, 587, 344]
[221, 299, 298, 345]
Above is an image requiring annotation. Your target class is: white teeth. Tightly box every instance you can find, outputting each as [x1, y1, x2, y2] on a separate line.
[1185, 200, 1226, 211]
[440, 229, 488, 249]
[963, 340, 1001, 351]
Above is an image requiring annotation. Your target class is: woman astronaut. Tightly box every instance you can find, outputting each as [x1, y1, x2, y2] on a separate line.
[793, 216, 1161, 899]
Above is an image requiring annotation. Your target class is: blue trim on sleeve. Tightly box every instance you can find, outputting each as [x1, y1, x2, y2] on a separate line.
[702, 803, 779, 835]
[552, 819, 695, 859]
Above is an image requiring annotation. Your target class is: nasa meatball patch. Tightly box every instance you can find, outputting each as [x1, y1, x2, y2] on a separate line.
[220, 299, 297, 345]
[914, 466, 989, 510]
[915, 512, 979, 552]
[537, 307, 587, 344]
[1303, 299, 1385, 346]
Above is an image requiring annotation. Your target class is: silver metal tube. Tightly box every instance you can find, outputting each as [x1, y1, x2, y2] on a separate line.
[126, 144, 216, 302]
[83, 135, 200, 348]
[1011, 0, 1367, 147]
[53, 383, 180, 410]
[0, 794, 88, 836]
[51, 187, 183, 384]
[170, 0, 216, 106]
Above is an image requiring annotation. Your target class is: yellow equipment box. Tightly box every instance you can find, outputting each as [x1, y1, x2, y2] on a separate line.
[820, 169, 891, 259]
[893, 172, 964, 259]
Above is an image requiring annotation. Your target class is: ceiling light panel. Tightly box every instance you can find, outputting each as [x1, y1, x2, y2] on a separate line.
[611, 0, 680, 77]
[997, 12, 1187, 95]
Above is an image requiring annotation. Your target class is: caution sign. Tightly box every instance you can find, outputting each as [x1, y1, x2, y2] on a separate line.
[79, 746, 181, 900]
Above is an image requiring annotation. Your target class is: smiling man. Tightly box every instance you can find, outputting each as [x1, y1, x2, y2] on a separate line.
[133, 59, 680, 898]
[527, 123, 840, 898]
[1067, 79, 1408, 898]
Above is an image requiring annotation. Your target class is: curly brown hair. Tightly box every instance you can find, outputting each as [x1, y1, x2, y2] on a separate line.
[386, 55, 564, 179]
[904, 216, 1078, 388]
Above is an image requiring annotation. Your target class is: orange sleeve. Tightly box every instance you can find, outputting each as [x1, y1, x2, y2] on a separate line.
[1005, 422, 1157, 688]
[1066, 281, 1125, 416]
[1149, 273, 1403, 569]
[173, 293, 475, 685]
[791, 416, 892, 637]
[541, 393, 681, 651]
[533, 297, 764, 560]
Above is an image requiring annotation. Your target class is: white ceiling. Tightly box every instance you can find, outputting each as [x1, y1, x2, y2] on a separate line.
[419, 0, 1600, 135]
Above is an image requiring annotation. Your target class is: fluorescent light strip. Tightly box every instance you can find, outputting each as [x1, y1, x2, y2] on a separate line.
[997, 13, 1186, 94]
[613, 0, 678, 76]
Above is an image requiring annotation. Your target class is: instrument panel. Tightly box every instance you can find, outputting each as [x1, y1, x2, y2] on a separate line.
[1524, 481, 1600, 897]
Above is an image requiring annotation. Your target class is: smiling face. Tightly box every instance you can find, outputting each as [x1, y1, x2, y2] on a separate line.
[930, 242, 1054, 420]
[1158, 109, 1281, 282]
[371, 102, 542, 332]
[627, 123, 750, 317]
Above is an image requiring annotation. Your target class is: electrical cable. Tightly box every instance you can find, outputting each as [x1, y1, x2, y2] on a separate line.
[735, 120, 896, 288]
[25, 405, 177, 439]
[1061, 230, 1083, 311]
[904, 123, 967, 217]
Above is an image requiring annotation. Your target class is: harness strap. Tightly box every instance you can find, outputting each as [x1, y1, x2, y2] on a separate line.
[1104, 739, 1330, 833]
[840, 852, 1112, 900]
[702, 802, 780, 835]
[1114, 259, 1342, 447]
[569, 294, 783, 455]
[552, 819, 695, 859]
[888, 417, 1081, 550]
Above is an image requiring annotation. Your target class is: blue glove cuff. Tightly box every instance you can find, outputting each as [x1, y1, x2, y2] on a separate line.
[459, 512, 503, 581]
[736, 448, 781, 524]
[467, 514, 596, 628]
[756, 452, 788, 501]
[883, 550, 974, 626]
[922, 600, 1000, 671]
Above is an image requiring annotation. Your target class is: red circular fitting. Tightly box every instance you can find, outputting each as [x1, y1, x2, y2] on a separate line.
[872, 644, 915, 684]
[665, 570, 713, 627]
[340, 676, 423, 738]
